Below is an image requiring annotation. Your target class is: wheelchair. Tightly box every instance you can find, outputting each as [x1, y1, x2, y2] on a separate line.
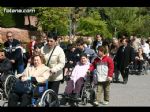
[127, 59, 149, 75]
[0, 72, 16, 102]
[59, 73, 97, 107]
[3, 77, 59, 107]
[30, 81, 59, 107]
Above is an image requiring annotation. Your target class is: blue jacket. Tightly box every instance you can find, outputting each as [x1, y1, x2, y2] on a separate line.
[74, 47, 97, 63]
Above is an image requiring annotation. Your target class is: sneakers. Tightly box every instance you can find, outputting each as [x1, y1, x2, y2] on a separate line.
[123, 79, 128, 84]
[103, 101, 109, 105]
[93, 101, 109, 106]
[93, 101, 99, 106]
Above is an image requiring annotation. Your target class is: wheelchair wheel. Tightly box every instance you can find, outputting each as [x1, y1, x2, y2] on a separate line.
[144, 61, 149, 75]
[2, 101, 8, 107]
[0, 91, 4, 101]
[89, 89, 95, 103]
[38, 89, 59, 107]
[4, 75, 16, 98]
[81, 96, 88, 105]
[81, 87, 88, 105]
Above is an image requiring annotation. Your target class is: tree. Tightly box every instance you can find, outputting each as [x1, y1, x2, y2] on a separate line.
[0, 7, 24, 28]
[134, 15, 150, 37]
[69, 7, 87, 36]
[103, 7, 141, 37]
[77, 9, 112, 38]
[0, 7, 4, 26]
[1, 14, 16, 27]
[0, 7, 4, 17]
[35, 7, 70, 35]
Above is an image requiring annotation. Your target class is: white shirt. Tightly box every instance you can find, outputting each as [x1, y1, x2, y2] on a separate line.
[141, 43, 150, 56]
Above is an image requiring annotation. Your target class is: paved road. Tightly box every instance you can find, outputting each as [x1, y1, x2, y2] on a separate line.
[0, 70, 150, 107]
[58, 71, 150, 107]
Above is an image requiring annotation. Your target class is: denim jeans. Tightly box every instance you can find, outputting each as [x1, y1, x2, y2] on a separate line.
[17, 64, 24, 74]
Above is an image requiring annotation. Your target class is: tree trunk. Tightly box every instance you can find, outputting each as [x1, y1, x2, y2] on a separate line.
[27, 15, 31, 26]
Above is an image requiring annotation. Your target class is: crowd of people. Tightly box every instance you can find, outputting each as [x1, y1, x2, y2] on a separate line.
[0, 31, 150, 107]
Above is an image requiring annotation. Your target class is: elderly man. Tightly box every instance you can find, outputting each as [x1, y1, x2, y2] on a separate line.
[114, 37, 135, 84]
[4, 31, 24, 74]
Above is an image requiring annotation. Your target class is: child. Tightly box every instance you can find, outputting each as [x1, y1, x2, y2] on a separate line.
[88, 46, 114, 106]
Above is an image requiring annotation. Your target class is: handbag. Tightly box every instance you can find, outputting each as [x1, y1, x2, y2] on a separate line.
[13, 79, 33, 95]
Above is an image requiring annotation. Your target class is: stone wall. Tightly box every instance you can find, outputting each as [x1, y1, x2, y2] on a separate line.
[0, 27, 41, 43]
[0, 27, 94, 44]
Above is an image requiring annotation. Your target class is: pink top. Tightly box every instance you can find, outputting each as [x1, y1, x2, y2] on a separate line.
[70, 61, 90, 88]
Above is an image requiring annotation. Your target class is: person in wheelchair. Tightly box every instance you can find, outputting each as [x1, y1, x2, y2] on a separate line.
[60, 53, 90, 105]
[8, 53, 51, 107]
[0, 49, 13, 84]
[133, 47, 147, 73]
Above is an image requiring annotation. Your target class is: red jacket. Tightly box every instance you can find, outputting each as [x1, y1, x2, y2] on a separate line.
[28, 41, 36, 56]
[89, 55, 114, 82]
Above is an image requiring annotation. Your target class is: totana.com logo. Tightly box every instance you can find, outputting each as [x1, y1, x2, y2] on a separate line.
[3, 8, 35, 13]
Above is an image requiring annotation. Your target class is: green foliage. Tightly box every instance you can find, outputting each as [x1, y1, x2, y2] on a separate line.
[134, 15, 150, 37]
[103, 7, 137, 37]
[56, 25, 68, 36]
[35, 7, 70, 35]
[0, 7, 24, 28]
[103, 7, 150, 38]
[1, 13, 16, 27]
[0, 7, 4, 17]
[0, 7, 150, 39]
[0, 7, 4, 26]
[77, 10, 112, 38]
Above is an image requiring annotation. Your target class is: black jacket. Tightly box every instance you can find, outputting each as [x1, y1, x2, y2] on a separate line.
[4, 39, 23, 65]
[92, 40, 103, 52]
[65, 50, 77, 65]
[4, 39, 20, 48]
[0, 58, 12, 74]
[114, 44, 135, 70]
